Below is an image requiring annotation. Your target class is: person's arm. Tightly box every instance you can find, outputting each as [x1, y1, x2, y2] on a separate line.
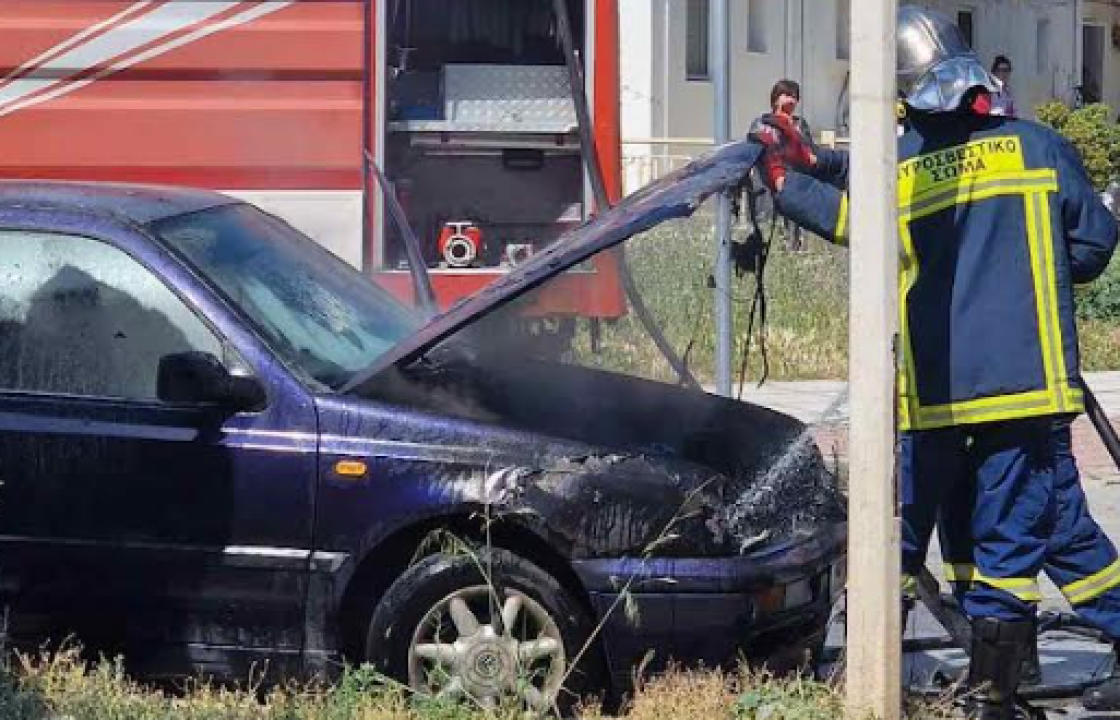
[811, 147, 850, 188]
[1055, 137, 1117, 283]
[773, 170, 850, 246]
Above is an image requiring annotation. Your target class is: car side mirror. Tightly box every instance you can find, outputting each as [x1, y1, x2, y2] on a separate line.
[157, 351, 266, 411]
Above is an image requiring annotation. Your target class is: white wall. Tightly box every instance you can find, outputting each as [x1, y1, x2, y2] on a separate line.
[1082, 0, 1120, 115]
[620, 0, 1083, 166]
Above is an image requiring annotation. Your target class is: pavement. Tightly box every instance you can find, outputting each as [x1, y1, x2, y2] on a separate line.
[738, 372, 1120, 717]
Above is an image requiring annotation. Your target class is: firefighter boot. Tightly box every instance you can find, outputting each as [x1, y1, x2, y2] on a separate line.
[1018, 624, 1042, 687]
[1082, 642, 1120, 711]
[965, 617, 1033, 720]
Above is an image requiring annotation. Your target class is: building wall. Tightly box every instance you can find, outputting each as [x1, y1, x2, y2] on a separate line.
[620, 0, 1084, 172]
[1082, 0, 1120, 114]
[922, 0, 1077, 117]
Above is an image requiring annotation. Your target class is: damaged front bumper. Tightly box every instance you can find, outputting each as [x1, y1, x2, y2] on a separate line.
[570, 521, 846, 687]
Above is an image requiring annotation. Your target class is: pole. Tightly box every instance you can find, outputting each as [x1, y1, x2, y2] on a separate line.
[712, 0, 732, 396]
[845, 0, 900, 717]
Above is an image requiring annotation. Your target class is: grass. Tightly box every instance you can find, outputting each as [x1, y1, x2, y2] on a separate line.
[569, 210, 1120, 383]
[0, 647, 957, 720]
[570, 214, 850, 385]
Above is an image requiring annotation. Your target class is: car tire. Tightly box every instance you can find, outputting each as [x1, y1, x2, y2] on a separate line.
[365, 546, 602, 712]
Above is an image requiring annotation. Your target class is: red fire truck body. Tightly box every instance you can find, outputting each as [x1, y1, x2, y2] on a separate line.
[0, 1, 625, 317]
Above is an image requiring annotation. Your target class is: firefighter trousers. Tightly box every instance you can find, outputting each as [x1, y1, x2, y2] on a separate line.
[900, 417, 1120, 635]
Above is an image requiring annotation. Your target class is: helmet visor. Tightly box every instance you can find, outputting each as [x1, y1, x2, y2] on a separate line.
[904, 56, 1002, 112]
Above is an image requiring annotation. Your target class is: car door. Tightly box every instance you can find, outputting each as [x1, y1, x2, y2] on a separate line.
[0, 225, 319, 680]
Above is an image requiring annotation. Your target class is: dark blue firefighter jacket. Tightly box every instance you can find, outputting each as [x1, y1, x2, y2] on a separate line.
[773, 113, 1117, 431]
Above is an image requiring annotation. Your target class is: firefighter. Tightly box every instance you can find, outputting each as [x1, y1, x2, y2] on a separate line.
[753, 6, 1120, 717]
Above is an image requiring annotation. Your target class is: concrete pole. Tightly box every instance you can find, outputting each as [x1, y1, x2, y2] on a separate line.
[845, 0, 901, 718]
[712, 0, 732, 396]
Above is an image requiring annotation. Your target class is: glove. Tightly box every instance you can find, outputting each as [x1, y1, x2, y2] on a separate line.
[748, 116, 783, 148]
[759, 146, 788, 191]
[766, 113, 816, 169]
[748, 116, 788, 190]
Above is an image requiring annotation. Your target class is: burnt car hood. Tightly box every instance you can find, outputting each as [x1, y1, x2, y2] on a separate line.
[342, 139, 763, 392]
[360, 351, 846, 558]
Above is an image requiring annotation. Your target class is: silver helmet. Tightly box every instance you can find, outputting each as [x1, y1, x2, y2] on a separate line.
[896, 5, 1001, 112]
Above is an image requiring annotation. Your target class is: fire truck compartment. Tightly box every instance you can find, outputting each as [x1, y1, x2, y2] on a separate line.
[383, 0, 586, 272]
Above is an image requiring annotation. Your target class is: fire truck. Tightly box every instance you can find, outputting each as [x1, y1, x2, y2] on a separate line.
[0, 0, 626, 319]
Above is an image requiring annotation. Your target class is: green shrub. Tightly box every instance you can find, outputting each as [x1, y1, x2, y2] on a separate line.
[1036, 101, 1120, 190]
[1076, 255, 1120, 322]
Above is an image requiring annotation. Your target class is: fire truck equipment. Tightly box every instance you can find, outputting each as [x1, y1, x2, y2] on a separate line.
[505, 243, 534, 266]
[438, 221, 484, 268]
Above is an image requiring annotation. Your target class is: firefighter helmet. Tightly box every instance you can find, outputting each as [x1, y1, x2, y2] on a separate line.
[896, 5, 1000, 112]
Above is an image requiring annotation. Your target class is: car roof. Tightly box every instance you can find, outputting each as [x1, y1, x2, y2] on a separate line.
[0, 180, 237, 225]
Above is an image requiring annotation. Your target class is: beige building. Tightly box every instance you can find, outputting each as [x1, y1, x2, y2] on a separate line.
[620, 0, 1119, 191]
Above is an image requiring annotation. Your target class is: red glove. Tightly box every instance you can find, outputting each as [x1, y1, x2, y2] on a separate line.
[760, 146, 787, 191]
[969, 89, 993, 115]
[767, 113, 815, 169]
[748, 117, 783, 148]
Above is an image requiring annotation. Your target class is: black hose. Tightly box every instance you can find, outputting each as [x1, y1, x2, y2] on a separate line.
[551, 0, 700, 390]
[364, 149, 438, 316]
[1083, 380, 1120, 471]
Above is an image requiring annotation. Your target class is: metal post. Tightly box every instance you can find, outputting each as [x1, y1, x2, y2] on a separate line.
[712, 0, 732, 396]
[845, 0, 901, 717]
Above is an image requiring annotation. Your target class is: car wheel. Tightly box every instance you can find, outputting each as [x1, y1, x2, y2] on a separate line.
[365, 547, 600, 712]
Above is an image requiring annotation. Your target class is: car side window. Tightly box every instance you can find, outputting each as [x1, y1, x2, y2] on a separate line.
[0, 230, 224, 400]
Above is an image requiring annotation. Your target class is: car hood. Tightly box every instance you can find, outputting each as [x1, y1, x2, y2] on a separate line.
[342, 139, 763, 392]
[359, 351, 846, 557]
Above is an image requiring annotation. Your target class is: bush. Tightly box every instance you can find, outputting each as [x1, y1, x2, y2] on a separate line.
[1036, 101, 1120, 190]
[1076, 256, 1120, 322]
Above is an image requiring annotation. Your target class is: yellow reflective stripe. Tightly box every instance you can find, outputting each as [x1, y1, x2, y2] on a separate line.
[902, 179, 1058, 223]
[911, 402, 1066, 430]
[834, 194, 849, 245]
[902, 574, 918, 597]
[943, 564, 976, 583]
[1024, 192, 1062, 415]
[1035, 191, 1072, 412]
[942, 564, 1042, 602]
[913, 391, 1052, 425]
[980, 576, 1042, 602]
[903, 167, 1057, 209]
[897, 222, 921, 431]
[898, 393, 913, 431]
[1062, 559, 1120, 605]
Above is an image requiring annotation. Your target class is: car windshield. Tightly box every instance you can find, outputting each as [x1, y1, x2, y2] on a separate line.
[152, 204, 423, 389]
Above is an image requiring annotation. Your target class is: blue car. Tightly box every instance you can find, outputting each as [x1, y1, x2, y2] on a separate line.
[0, 141, 845, 710]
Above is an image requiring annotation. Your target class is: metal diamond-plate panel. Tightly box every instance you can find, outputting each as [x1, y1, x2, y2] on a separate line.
[442, 64, 577, 132]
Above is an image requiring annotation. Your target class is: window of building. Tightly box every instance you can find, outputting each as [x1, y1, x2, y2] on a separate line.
[836, 0, 850, 60]
[0, 230, 224, 400]
[686, 0, 710, 80]
[957, 10, 975, 48]
[1037, 17, 1050, 74]
[748, 0, 767, 53]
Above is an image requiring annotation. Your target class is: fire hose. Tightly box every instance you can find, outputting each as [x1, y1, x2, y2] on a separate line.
[551, 0, 700, 391]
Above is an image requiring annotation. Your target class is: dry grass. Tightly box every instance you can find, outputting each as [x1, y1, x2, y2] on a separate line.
[1079, 318, 1120, 372]
[0, 647, 960, 720]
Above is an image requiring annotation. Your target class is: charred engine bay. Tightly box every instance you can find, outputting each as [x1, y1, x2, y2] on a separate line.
[364, 346, 845, 558]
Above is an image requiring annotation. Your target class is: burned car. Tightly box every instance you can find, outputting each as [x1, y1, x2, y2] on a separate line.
[0, 141, 845, 709]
